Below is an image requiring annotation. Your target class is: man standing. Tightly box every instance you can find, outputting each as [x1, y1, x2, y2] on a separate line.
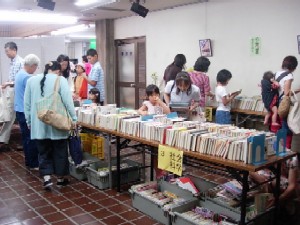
[0, 42, 23, 151]
[14, 54, 40, 169]
[83, 49, 105, 105]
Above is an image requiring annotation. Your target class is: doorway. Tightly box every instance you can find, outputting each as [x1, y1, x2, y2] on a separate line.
[115, 36, 146, 109]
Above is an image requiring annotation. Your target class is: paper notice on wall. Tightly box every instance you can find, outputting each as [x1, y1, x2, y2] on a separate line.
[251, 37, 261, 55]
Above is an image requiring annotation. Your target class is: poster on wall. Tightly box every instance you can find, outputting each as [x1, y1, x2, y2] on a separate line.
[251, 37, 261, 55]
[298, 35, 300, 54]
[199, 39, 212, 57]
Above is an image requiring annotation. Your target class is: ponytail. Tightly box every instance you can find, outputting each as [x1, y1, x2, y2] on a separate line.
[40, 61, 61, 97]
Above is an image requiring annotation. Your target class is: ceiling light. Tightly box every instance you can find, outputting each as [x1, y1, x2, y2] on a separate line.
[51, 24, 95, 36]
[68, 34, 96, 39]
[75, 0, 116, 7]
[0, 11, 77, 24]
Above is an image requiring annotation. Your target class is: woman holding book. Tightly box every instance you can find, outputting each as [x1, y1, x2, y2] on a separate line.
[164, 72, 200, 118]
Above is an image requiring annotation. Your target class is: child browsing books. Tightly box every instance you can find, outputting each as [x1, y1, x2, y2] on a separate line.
[215, 69, 240, 124]
[138, 84, 170, 115]
[261, 71, 280, 126]
[88, 88, 101, 106]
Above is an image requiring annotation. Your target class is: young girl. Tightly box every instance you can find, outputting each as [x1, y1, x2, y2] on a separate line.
[215, 69, 240, 124]
[88, 88, 101, 106]
[74, 63, 88, 100]
[261, 71, 280, 126]
[138, 84, 170, 115]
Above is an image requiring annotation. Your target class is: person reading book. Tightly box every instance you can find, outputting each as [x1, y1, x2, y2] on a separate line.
[164, 72, 200, 118]
[215, 69, 241, 124]
[138, 84, 170, 115]
[88, 88, 101, 106]
[261, 71, 280, 126]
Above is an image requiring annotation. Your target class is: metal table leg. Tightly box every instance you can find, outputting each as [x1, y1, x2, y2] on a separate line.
[116, 136, 121, 192]
[239, 171, 249, 225]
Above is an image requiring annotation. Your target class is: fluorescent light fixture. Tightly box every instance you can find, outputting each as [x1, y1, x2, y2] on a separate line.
[0, 11, 77, 24]
[75, 0, 98, 6]
[51, 24, 95, 36]
[75, 0, 116, 7]
[68, 34, 96, 39]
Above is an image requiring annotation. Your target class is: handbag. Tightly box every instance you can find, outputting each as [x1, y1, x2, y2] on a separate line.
[36, 76, 72, 130]
[68, 129, 83, 165]
[287, 92, 300, 134]
[0, 88, 11, 123]
[278, 91, 291, 118]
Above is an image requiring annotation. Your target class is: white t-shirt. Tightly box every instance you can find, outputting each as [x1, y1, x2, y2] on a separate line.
[164, 80, 200, 105]
[215, 85, 230, 111]
[275, 70, 293, 96]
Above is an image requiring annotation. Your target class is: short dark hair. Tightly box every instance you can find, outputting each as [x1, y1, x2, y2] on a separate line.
[216, 69, 232, 85]
[146, 84, 160, 97]
[82, 55, 88, 63]
[86, 49, 98, 57]
[282, 56, 298, 71]
[193, 56, 210, 72]
[4, 42, 18, 51]
[89, 88, 100, 103]
[173, 54, 186, 69]
[263, 71, 274, 81]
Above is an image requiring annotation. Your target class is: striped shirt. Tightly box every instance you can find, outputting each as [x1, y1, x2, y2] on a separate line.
[189, 71, 210, 107]
[9, 55, 23, 82]
[88, 61, 105, 102]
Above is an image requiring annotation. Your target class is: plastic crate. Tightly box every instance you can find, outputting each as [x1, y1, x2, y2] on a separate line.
[69, 152, 100, 181]
[86, 159, 141, 189]
[130, 181, 197, 225]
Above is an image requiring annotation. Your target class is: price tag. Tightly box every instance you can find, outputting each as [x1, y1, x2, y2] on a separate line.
[158, 145, 183, 176]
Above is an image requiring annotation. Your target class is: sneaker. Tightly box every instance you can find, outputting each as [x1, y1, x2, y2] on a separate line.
[57, 179, 70, 187]
[43, 180, 53, 190]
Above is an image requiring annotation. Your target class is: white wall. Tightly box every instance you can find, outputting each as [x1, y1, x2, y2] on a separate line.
[114, 0, 300, 96]
[0, 36, 65, 83]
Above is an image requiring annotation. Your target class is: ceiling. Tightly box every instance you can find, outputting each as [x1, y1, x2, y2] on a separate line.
[0, 0, 204, 38]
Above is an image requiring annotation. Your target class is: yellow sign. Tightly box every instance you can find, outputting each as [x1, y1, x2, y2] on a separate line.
[158, 145, 183, 176]
[205, 107, 213, 121]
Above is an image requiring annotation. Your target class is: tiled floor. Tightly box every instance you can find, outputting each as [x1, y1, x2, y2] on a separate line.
[0, 149, 164, 225]
[0, 125, 163, 225]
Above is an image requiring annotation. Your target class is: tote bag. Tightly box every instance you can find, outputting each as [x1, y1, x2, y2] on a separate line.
[0, 88, 11, 123]
[278, 91, 291, 118]
[287, 92, 300, 134]
[68, 129, 83, 165]
[36, 77, 72, 131]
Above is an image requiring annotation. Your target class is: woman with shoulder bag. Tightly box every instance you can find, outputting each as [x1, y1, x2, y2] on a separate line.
[24, 61, 77, 190]
[274, 56, 300, 149]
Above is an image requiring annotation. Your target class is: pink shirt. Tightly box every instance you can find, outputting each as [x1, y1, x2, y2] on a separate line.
[189, 71, 211, 107]
[84, 63, 92, 75]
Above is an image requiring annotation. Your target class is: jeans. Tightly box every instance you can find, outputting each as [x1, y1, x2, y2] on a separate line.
[35, 139, 69, 177]
[216, 110, 231, 124]
[16, 112, 39, 168]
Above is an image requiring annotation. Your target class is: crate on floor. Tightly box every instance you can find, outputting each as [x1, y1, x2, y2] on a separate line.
[69, 152, 100, 181]
[86, 159, 141, 189]
[130, 180, 198, 225]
